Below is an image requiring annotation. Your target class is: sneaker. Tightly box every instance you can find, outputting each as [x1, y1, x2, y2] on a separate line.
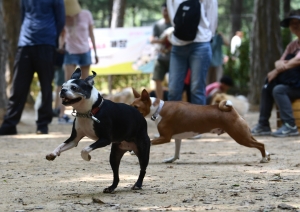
[251, 124, 271, 136]
[0, 127, 17, 136]
[58, 115, 73, 124]
[36, 126, 48, 134]
[272, 123, 299, 137]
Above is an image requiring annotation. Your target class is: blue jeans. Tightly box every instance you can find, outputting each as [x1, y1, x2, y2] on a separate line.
[168, 42, 212, 104]
[259, 84, 300, 126]
[64, 50, 92, 66]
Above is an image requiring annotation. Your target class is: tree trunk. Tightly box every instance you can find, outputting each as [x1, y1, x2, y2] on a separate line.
[110, 0, 126, 28]
[230, 0, 243, 38]
[2, 0, 21, 85]
[249, 0, 282, 105]
[283, 0, 291, 17]
[0, 0, 8, 116]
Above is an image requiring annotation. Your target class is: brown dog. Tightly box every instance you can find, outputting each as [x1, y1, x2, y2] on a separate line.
[131, 88, 270, 163]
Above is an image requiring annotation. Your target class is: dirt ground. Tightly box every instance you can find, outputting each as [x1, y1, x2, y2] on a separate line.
[0, 107, 300, 212]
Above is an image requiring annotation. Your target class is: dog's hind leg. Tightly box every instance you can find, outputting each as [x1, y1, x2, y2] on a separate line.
[132, 136, 150, 190]
[163, 139, 181, 163]
[103, 143, 127, 193]
[229, 131, 270, 163]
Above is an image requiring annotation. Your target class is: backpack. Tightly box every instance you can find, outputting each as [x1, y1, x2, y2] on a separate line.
[173, 0, 201, 41]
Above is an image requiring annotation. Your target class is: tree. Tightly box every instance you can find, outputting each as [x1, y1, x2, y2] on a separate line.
[111, 0, 126, 28]
[249, 0, 282, 105]
[2, 0, 21, 85]
[230, 0, 243, 38]
[0, 0, 7, 116]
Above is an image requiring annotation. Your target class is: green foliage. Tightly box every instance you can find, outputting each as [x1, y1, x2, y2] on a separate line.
[79, 0, 165, 27]
[93, 74, 151, 94]
[223, 36, 250, 96]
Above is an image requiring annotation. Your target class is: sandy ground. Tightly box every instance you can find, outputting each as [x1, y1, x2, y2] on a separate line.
[0, 107, 300, 212]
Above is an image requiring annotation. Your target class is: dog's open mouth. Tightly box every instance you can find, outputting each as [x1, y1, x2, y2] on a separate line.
[62, 97, 82, 105]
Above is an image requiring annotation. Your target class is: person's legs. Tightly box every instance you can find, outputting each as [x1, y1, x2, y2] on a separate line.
[189, 42, 212, 105]
[34, 45, 55, 133]
[79, 50, 92, 79]
[64, 64, 77, 81]
[258, 85, 275, 127]
[53, 66, 65, 117]
[152, 59, 169, 100]
[215, 66, 223, 82]
[0, 47, 35, 135]
[206, 66, 216, 85]
[273, 84, 300, 126]
[80, 65, 91, 79]
[251, 83, 274, 135]
[271, 84, 300, 137]
[168, 45, 189, 101]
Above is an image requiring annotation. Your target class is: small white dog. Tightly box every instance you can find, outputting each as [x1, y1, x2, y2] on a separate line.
[211, 93, 249, 117]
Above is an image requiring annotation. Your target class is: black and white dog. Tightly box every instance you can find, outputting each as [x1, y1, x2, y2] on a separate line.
[46, 68, 151, 193]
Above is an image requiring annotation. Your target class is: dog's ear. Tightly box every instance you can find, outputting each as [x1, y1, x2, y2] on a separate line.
[141, 89, 150, 102]
[71, 67, 82, 80]
[132, 88, 141, 98]
[84, 71, 96, 86]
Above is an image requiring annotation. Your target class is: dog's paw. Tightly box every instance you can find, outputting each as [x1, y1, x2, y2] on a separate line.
[163, 157, 177, 163]
[260, 157, 269, 163]
[46, 153, 56, 161]
[103, 187, 115, 193]
[81, 149, 92, 161]
[131, 183, 142, 190]
[81, 153, 91, 161]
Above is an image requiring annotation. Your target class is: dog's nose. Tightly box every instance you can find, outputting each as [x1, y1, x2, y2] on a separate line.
[60, 89, 67, 98]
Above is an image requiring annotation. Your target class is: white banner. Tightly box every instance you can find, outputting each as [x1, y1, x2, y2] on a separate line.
[90, 26, 157, 75]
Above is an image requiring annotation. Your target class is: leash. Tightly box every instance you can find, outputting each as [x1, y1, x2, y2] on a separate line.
[151, 100, 164, 121]
[71, 98, 104, 123]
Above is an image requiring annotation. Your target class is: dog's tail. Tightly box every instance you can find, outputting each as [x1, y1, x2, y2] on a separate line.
[218, 100, 233, 112]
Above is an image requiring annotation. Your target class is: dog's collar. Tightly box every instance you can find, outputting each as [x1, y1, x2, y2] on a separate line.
[151, 99, 164, 121]
[72, 98, 104, 123]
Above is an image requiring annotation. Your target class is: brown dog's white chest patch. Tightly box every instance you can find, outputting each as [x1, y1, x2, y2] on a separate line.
[118, 141, 137, 151]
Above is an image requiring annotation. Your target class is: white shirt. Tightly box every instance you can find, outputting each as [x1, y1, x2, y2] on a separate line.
[230, 35, 242, 54]
[166, 0, 218, 46]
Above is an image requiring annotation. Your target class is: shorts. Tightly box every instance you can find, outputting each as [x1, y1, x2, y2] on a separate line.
[64, 50, 92, 66]
[152, 59, 170, 81]
[54, 67, 65, 86]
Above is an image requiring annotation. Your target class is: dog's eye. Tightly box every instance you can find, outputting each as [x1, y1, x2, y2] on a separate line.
[71, 86, 78, 91]
[134, 105, 139, 109]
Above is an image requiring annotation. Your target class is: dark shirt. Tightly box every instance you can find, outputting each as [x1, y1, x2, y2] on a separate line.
[18, 0, 65, 47]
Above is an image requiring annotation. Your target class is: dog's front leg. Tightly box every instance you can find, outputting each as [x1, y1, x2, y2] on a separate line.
[163, 139, 181, 163]
[81, 138, 111, 161]
[46, 129, 83, 161]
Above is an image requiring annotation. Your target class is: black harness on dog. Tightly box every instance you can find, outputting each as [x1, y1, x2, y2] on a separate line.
[72, 97, 104, 123]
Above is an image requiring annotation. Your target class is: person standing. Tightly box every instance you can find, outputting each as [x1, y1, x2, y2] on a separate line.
[150, 3, 172, 100]
[61, 0, 98, 80]
[230, 31, 243, 56]
[55, 0, 99, 123]
[166, 0, 218, 105]
[206, 31, 229, 85]
[0, 0, 65, 135]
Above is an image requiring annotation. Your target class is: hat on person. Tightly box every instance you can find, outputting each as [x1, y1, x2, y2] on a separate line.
[64, 0, 81, 16]
[280, 10, 300, 28]
[220, 76, 234, 87]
